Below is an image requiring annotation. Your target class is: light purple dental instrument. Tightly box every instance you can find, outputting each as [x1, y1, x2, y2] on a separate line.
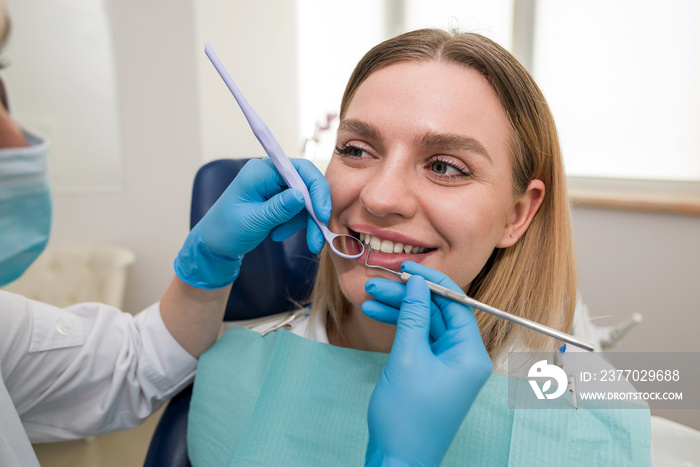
[364, 251, 595, 352]
[205, 42, 364, 259]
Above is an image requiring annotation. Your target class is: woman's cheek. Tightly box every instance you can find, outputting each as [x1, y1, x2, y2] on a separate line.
[330, 256, 365, 306]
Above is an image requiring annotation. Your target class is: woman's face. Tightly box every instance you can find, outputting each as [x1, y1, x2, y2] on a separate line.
[326, 60, 527, 308]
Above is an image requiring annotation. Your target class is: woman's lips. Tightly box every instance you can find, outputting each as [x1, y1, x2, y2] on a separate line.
[359, 247, 434, 272]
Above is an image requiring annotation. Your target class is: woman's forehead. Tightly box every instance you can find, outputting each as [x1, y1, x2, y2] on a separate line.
[346, 61, 505, 120]
[342, 61, 512, 162]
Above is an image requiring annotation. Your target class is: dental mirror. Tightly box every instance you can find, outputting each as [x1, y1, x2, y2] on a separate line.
[205, 42, 364, 259]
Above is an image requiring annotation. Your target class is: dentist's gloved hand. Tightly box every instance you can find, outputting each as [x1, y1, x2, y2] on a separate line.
[174, 158, 329, 289]
[363, 262, 493, 466]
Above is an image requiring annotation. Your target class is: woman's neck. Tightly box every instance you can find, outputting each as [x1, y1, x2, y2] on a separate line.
[327, 304, 396, 353]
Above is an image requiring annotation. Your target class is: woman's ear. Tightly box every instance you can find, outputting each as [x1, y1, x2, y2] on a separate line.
[497, 179, 545, 248]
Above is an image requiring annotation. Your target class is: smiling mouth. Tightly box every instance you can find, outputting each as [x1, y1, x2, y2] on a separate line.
[356, 232, 432, 255]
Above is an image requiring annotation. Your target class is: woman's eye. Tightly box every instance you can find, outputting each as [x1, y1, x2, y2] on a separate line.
[335, 144, 369, 158]
[431, 160, 454, 175]
[429, 158, 472, 178]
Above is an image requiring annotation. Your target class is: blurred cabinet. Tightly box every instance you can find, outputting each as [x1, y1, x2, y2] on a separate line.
[3, 243, 135, 310]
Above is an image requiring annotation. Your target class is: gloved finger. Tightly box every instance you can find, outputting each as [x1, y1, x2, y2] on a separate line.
[270, 213, 307, 242]
[401, 261, 477, 330]
[429, 302, 489, 364]
[237, 158, 290, 201]
[401, 261, 463, 294]
[248, 188, 305, 233]
[269, 212, 325, 255]
[365, 278, 405, 308]
[291, 158, 332, 224]
[363, 300, 448, 342]
[392, 275, 432, 353]
[424, 297, 489, 372]
[361, 300, 399, 324]
[306, 216, 325, 254]
[365, 278, 447, 339]
[430, 317, 486, 358]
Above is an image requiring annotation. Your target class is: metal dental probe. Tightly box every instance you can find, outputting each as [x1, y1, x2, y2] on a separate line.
[364, 251, 595, 352]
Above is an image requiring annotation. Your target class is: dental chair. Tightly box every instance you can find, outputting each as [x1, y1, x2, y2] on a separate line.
[144, 158, 319, 467]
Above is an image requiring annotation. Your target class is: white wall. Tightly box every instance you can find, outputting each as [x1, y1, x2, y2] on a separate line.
[572, 206, 700, 428]
[49, 0, 202, 313]
[194, 0, 299, 162]
[573, 206, 700, 353]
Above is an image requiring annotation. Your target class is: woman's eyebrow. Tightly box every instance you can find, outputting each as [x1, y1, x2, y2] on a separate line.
[416, 132, 493, 162]
[337, 119, 381, 140]
[338, 118, 492, 163]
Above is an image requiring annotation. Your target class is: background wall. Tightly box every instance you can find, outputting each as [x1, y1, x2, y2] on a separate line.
[48, 0, 203, 314]
[5, 0, 698, 428]
[572, 206, 700, 428]
[194, 0, 299, 164]
[573, 206, 700, 354]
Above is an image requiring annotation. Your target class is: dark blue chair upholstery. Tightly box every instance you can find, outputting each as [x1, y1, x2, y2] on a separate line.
[144, 158, 319, 467]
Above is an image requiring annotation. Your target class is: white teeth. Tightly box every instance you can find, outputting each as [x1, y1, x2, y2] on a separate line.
[361, 233, 371, 245]
[380, 240, 394, 253]
[357, 232, 426, 254]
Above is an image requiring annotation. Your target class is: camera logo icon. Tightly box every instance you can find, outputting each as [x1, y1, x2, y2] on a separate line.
[528, 360, 568, 400]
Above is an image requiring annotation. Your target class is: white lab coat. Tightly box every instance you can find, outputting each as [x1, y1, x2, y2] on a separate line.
[0, 290, 197, 466]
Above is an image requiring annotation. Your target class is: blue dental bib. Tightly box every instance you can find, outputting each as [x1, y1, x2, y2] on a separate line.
[188, 326, 650, 466]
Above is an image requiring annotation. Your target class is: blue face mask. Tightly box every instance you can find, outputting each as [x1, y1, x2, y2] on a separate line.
[0, 130, 51, 286]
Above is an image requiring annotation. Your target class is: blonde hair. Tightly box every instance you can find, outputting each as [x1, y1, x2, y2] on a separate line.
[312, 29, 577, 356]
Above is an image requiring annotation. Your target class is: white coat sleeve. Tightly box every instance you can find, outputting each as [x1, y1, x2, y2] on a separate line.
[0, 290, 197, 442]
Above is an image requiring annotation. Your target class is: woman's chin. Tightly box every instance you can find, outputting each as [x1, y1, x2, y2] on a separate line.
[336, 264, 397, 310]
[336, 270, 372, 308]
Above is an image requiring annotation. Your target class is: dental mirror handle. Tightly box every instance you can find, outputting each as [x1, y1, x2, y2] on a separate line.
[205, 43, 363, 259]
[204, 43, 326, 229]
[398, 271, 595, 352]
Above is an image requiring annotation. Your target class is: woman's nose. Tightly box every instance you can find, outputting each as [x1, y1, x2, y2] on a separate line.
[359, 164, 418, 219]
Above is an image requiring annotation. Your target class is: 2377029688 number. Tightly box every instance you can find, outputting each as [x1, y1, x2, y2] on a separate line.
[599, 369, 680, 382]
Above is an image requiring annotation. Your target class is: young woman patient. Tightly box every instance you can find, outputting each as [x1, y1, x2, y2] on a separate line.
[175, 29, 630, 466]
[315, 29, 575, 367]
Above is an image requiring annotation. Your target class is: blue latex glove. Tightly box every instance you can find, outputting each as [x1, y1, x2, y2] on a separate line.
[174, 158, 330, 289]
[363, 262, 493, 466]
